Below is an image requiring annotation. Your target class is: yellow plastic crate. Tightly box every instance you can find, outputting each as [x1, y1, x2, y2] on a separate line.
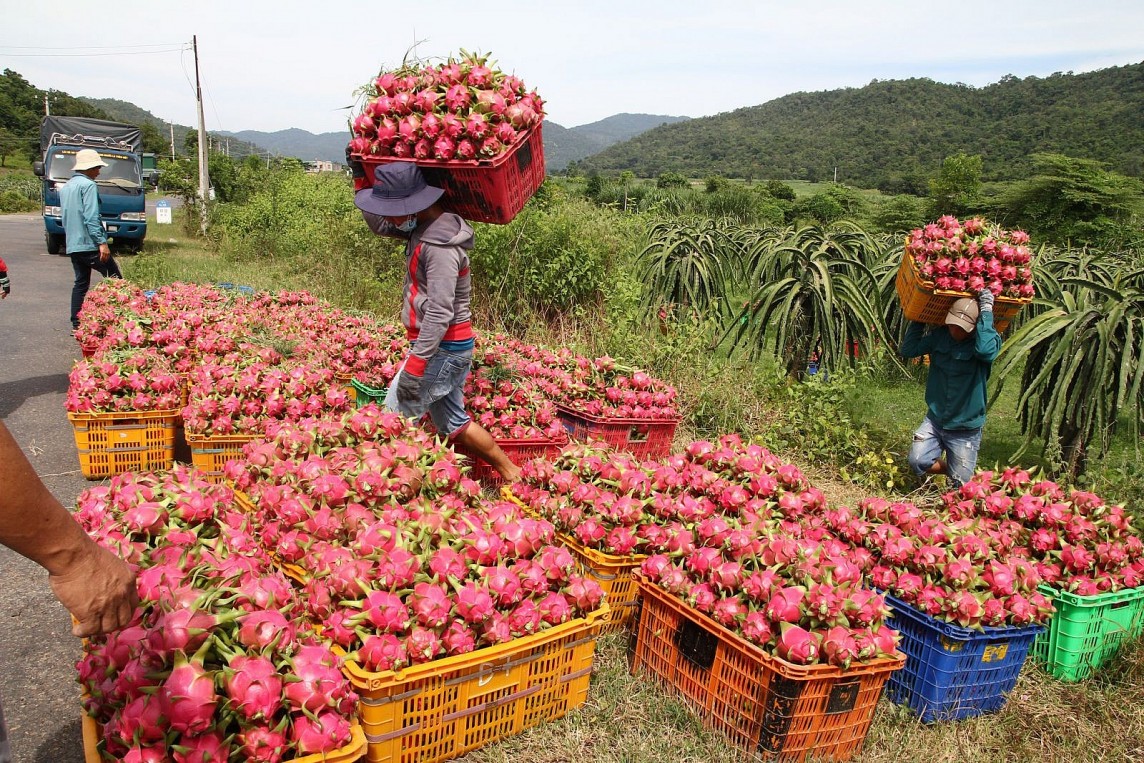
[69, 409, 179, 480]
[185, 431, 258, 483]
[895, 249, 1029, 333]
[345, 604, 608, 763]
[503, 487, 644, 633]
[82, 710, 367, 762]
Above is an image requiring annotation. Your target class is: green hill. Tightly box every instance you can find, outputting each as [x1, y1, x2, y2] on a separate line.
[81, 97, 265, 161]
[572, 62, 1144, 190]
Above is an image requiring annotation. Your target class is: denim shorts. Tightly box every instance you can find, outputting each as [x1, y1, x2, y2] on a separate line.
[908, 415, 983, 487]
[386, 349, 472, 437]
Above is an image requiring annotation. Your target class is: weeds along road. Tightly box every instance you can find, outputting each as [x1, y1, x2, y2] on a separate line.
[0, 212, 110, 763]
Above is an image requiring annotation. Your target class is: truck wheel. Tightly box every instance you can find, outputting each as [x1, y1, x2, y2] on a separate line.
[46, 233, 64, 255]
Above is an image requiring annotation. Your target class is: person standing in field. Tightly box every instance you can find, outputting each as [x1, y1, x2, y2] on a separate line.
[899, 290, 1000, 487]
[354, 161, 522, 483]
[60, 148, 121, 331]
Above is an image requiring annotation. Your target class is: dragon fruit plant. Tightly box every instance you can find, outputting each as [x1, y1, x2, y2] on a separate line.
[74, 469, 359, 762]
[906, 215, 1035, 299]
[943, 469, 1144, 596]
[350, 50, 545, 162]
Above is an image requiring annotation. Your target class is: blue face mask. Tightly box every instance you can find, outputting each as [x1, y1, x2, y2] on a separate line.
[395, 216, 418, 233]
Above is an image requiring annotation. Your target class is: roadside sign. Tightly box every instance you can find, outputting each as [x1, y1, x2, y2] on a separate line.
[155, 199, 172, 224]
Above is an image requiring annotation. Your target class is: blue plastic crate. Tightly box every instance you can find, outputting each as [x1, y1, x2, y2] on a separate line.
[883, 592, 1043, 722]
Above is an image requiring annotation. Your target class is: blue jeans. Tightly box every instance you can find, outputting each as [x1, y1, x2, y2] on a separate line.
[386, 349, 472, 437]
[908, 415, 983, 487]
[70, 250, 122, 328]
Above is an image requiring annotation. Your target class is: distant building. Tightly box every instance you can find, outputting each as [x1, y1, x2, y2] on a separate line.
[304, 160, 340, 174]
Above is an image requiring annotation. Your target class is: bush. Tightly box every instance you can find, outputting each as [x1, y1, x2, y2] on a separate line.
[471, 190, 640, 325]
[0, 175, 39, 212]
[0, 189, 37, 213]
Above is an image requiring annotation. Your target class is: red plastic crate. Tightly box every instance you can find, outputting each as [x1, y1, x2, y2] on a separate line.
[556, 404, 678, 460]
[467, 436, 564, 485]
[352, 125, 545, 225]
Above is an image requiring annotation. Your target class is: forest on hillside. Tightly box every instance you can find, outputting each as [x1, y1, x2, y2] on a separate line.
[572, 63, 1144, 191]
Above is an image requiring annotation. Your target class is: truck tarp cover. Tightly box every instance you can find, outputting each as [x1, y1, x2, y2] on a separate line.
[40, 116, 142, 152]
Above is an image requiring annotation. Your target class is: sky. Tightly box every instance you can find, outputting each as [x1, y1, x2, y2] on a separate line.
[3, 0, 1144, 137]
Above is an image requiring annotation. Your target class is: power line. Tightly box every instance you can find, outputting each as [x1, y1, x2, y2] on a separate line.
[0, 47, 189, 58]
[0, 43, 186, 50]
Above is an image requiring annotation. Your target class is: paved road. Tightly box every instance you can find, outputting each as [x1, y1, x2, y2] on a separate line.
[0, 213, 111, 763]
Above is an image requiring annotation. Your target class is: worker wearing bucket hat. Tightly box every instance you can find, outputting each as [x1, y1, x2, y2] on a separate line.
[899, 291, 1001, 487]
[60, 148, 121, 331]
[355, 161, 521, 482]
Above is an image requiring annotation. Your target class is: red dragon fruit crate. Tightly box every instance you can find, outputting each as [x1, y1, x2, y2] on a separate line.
[347, 51, 546, 225]
[897, 216, 1035, 333]
[551, 356, 681, 460]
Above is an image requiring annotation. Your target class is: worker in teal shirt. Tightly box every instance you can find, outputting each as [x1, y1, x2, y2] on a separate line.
[899, 291, 1000, 487]
[59, 148, 121, 331]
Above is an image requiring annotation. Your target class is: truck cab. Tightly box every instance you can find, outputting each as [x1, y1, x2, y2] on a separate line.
[34, 117, 148, 254]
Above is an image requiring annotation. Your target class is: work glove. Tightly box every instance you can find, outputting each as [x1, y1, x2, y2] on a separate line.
[977, 289, 995, 313]
[396, 369, 424, 406]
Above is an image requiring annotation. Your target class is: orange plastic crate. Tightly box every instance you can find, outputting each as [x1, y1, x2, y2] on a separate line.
[82, 709, 367, 763]
[895, 250, 1029, 333]
[631, 577, 904, 762]
[69, 409, 179, 479]
[185, 431, 258, 483]
[343, 604, 607, 763]
[352, 125, 545, 225]
[555, 404, 679, 460]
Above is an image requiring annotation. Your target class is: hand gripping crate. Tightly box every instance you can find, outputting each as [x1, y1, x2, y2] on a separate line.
[185, 431, 259, 483]
[631, 577, 904, 762]
[343, 603, 608, 763]
[895, 250, 1029, 333]
[467, 436, 564, 486]
[68, 409, 180, 479]
[1030, 584, 1144, 682]
[503, 487, 644, 634]
[351, 125, 545, 225]
[882, 592, 1043, 722]
[555, 404, 679, 461]
[82, 707, 367, 763]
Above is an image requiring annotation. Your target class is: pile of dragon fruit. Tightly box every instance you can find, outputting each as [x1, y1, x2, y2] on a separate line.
[71, 283, 678, 448]
[74, 468, 359, 761]
[905, 215, 1035, 298]
[67, 347, 184, 414]
[349, 51, 544, 162]
[512, 436, 1144, 661]
[224, 405, 604, 672]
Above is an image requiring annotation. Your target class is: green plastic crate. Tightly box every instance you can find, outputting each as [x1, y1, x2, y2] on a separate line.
[1031, 584, 1144, 682]
[351, 378, 388, 409]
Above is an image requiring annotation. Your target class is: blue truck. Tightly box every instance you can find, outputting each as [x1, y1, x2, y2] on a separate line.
[33, 116, 148, 254]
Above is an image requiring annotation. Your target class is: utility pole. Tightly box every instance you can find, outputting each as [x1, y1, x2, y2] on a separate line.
[833, 166, 838, 184]
[169, 124, 176, 161]
[193, 35, 210, 232]
[43, 94, 50, 116]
